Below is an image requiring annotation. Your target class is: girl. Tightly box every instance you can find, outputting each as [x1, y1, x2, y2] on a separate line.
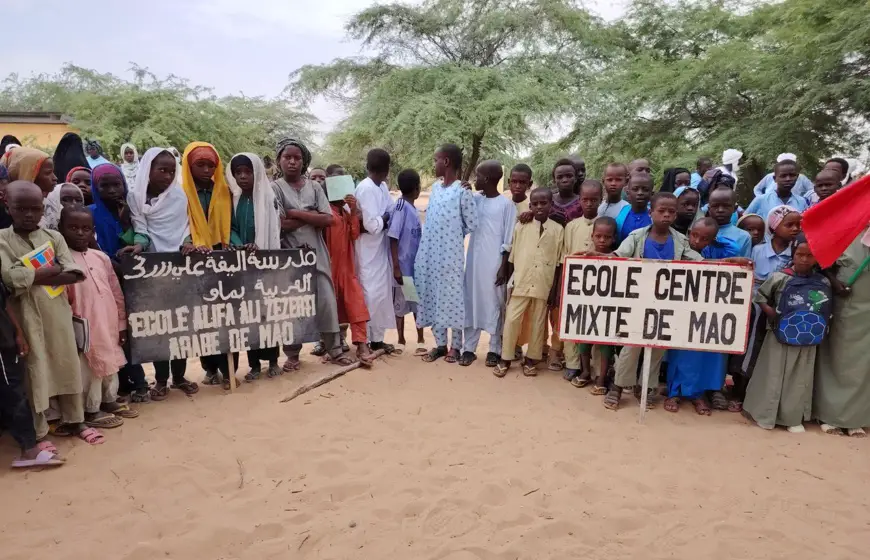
[120, 143, 139, 185]
[66, 167, 94, 205]
[226, 153, 282, 380]
[550, 159, 581, 226]
[672, 186, 700, 235]
[660, 167, 691, 193]
[41, 183, 84, 230]
[737, 213, 765, 247]
[0, 147, 57, 197]
[743, 234, 831, 432]
[90, 163, 149, 259]
[52, 133, 91, 202]
[85, 139, 111, 168]
[62, 207, 134, 430]
[128, 148, 200, 399]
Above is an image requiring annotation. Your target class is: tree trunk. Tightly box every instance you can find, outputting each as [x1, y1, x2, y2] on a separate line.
[738, 158, 765, 206]
[463, 133, 483, 181]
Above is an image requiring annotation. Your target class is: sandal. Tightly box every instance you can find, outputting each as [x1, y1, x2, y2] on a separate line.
[150, 384, 169, 401]
[692, 398, 712, 416]
[245, 368, 262, 382]
[547, 358, 563, 372]
[563, 368, 579, 381]
[267, 364, 283, 378]
[329, 353, 357, 367]
[414, 343, 428, 357]
[513, 347, 523, 361]
[458, 351, 477, 367]
[12, 450, 65, 468]
[172, 380, 199, 396]
[393, 344, 406, 356]
[85, 412, 123, 429]
[310, 341, 327, 356]
[423, 346, 448, 363]
[485, 352, 499, 367]
[603, 388, 621, 410]
[590, 385, 608, 396]
[101, 402, 139, 419]
[847, 428, 867, 438]
[201, 372, 221, 386]
[636, 388, 658, 410]
[37, 440, 58, 454]
[53, 424, 105, 445]
[283, 358, 301, 372]
[710, 391, 728, 411]
[357, 350, 374, 368]
[727, 400, 743, 413]
[370, 341, 395, 354]
[522, 363, 538, 377]
[492, 363, 509, 378]
[820, 423, 843, 435]
[129, 388, 150, 403]
[664, 397, 681, 413]
[445, 349, 460, 364]
[570, 375, 590, 388]
[341, 339, 350, 353]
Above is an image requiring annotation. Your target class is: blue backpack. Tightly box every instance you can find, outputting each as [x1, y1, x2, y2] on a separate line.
[774, 270, 833, 346]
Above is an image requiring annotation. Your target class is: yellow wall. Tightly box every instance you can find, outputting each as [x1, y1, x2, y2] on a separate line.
[1, 123, 77, 150]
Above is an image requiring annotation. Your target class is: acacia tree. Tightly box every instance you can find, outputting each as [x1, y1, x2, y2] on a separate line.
[0, 64, 315, 159]
[290, 0, 602, 180]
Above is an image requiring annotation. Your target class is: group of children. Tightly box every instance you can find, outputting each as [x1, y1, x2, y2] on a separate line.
[0, 140, 866, 471]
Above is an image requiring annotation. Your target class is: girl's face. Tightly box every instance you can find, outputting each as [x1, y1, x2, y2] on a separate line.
[592, 224, 615, 252]
[739, 216, 765, 246]
[677, 191, 699, 219]
[149, 152, 177, 194]
[280, 146, 304, 179]
[69, 169, 92, 189]
[98, 174, 125, 205]
[792, 242, 817, 275]
[774, 212, 802, 242]
[124, 148, 135, 163]
[553, 165, 576, 195]
[191, 158, 216, 183]
[309, 168, 326, 187]
[36, 159, 58, 196]
[233, 165, 255, 193]
[59, 184, 84, 209]
[675, 172, 691, 188]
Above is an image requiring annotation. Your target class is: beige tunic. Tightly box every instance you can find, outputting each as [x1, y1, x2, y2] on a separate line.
[0, 228, 84, 412]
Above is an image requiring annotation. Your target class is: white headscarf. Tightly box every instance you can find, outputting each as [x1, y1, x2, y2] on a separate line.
[40, 183, 84, 230]
[225, 153, 281, 250]
[120, 143, 139, 185]
[127, 147, 189, 252]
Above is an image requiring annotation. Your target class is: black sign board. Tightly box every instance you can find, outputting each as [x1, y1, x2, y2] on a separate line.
[121, 249, 320, 364]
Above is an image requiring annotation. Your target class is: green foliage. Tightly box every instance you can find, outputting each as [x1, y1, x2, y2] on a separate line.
[0, 65, 315, 160]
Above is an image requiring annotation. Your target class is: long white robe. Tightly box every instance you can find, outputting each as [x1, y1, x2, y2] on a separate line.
[464, 193, 516, 333]
[354, 177, 395, 337]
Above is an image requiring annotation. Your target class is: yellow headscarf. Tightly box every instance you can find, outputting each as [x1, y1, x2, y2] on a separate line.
[181, 142, 232, 247]
[0, 147, 50, 182]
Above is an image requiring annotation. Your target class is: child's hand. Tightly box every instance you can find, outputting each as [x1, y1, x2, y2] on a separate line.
[242, 243, 258, 253]
[344, 195, 357, 210]
[393, 264, 404, 285]
[15, 332, 29, 357]
[461, 181, 472, 190]
[118, 330, 128, 347]
[831, 279, 851, 297]
[518, 211, 534, 224]
[116, 244, 143, 258]
[724, 257, 753, 266]
[495, 264, 509, 286]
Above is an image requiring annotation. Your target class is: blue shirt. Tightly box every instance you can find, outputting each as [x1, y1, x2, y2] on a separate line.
[643, 235, 675, 260]
[619, 209, 652, 242]
[387, 198, 422, 277]
[716, 223, 752, 258]
[745, 190, 809, 221]
[690, 171, 703, 188]
[752, 173, 814, 199]
[750, 241, 792, 294]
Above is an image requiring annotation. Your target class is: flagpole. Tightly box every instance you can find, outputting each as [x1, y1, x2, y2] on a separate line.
[847, 254, 870, 287]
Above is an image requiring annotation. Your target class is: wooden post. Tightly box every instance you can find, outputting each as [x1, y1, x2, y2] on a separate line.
[638, 346, 652, 424]
[227, 351, 237, 393]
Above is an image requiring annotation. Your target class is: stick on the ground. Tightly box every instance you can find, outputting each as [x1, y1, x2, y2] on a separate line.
[279, 349, 386, 403]
[237, 458, 245, 489]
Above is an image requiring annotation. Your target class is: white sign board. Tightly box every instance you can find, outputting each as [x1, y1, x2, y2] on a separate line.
[559, 257, 754, 354]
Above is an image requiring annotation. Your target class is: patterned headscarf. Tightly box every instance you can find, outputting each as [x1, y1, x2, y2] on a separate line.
[736, 212, 762, 227]
[85, 139, 103, 155]
[275, 138, 311, 174]
[0, 147, 50, 183]
[673, 185, 699, 199]
[66, 166, 91, 183]
[767, 205, 798, 234]
[0, 164, 8, 182]
[188, 145, 219, 166]
[89, 163, 128, 257]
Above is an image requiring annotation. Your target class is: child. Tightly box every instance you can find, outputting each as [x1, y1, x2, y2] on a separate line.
[743, 234, 831, 433]
[325, 164, 346, 177]
[417, 144, 478, 363]
[62, 207, 133, 430]
[707, 186, 752, 257]
[563, 180, 602, 383]
[0, 181, 100, 443]
[506, 163, 533, 216]
[688, 217, 719, 255]
[389, 169, 426, 356]
[226, 153, 283, 380]
[615, 173, 653, 242]
[128, 148, 200, 399]
[41, 183, 84, 231]
[737, 213, 765, 247]
[0, 148, 57, 198]
[746, 159, 808, 222]
[309, 167, 327, 188]
[0, 164, 11, 229]
[67, 167, 93, 205]
[494, 187, 564, 377]
[459, 160, 516, 367]
[587, 193, 704, 410]
[181, 142, 242, 387]
[550, 159, 582, 226]
[120, 143, 139, 185]
[672, 186, 700, 235]
[806, 169, 839, 208]
[598, 162, 629, 219]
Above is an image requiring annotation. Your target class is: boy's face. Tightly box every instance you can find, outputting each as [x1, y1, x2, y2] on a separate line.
[677, 191, 699, 219]
[474, 166, 491, 190]
[529, 191, 552, 221]
[774, 212, 802, 242]
[675, 172, 691, 188]
[650, 198, 677, 229]
[149, 153, 177, 193]
[97, 175, 125, 205]
[191, 158, 216, 183]
[279, 146, 304, 178]
[508, 171, 531, 197]
[36, 159, 57, 197]
[630, 159, 651, 175]
[814, 170, 839, 200]
[740, 216, 765, 246]
[689, 224, 717, 252]
[87, 146, 99, 158]
[579, 184, 602, 219]
[554, 165, 576, 195]
[309, 168, 326, 187]
[233, 165, 255, 193]
[603, 166, 627, 199]
[774, 163, 798, 193]
[627, 176, 652, 208]
[433, 151, 448, 178]
[327, 166, 346, 177]
[707, 189, 735, 226]
[592, 223, 615, 252]
[59, 185, 83, 209]
[61, 211, 94, 252]
[8, 183, 44, 232]
[792, 242, 817, 275]
[124, 148, 135, 163]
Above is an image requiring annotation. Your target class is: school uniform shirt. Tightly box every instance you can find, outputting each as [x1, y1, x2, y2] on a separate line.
[514, 197, 530, 216]
[563, 216, 595, 255]
[231, 194, 256, 245]
[716, 223, 752, 258]
[690, 171, 703, 188]
[752, 173, 814, 199]
[617, 207, 652, 242]
[509, 219, 565, 300]
[387, 198, 422, 277]
[614, 226, 703, 261]
[750, 240, 791, 295]
[745, 190, 809, 221]
[597, 199, 629, 220]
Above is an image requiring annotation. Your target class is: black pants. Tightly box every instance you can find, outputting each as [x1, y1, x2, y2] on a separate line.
[200, 353, 239, 377]
[0, 349, 36, 451]
[154, 359, 188, 386]
[118, 338, 148, 394]
[247, 347, 279, 369]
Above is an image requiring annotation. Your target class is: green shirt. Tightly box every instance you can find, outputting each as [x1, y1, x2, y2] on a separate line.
[183, 185, 242, 247]
[231, 195, 256, 245]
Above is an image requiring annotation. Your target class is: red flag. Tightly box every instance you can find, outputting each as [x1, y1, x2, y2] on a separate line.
[802, 174, 870, 269]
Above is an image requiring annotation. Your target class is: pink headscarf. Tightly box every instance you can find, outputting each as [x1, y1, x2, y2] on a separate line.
[767, 205, 799, 233]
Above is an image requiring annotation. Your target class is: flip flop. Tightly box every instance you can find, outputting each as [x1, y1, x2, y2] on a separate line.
[484, 352, 499, 367]
[570, 376, 590, 388]
[36, 440, 58, 454]
[423, 346, 448, 363]
[102, 403, 139, 419]
[172, 380, 199, 395]
[12, 450, 65, 468]
[393, 344, 406, 356]
[85, 413, 124, 429]
[444, 349, 460, 364]
[414, 343, 428, 357]
[283, 359, 301, 372]
[267, 364, 283, 378]
[492, 363, 509, 378]
[458, 351, 477, 367]
[78, 427, 105, 445]
[589, 385, 608, 396]
[522, 364, 538, 377]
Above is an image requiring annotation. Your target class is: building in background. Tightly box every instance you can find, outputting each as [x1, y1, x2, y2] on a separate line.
[0, 112, 75, 149]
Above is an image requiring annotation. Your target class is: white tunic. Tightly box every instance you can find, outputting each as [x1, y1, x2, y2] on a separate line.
[463, 193, 516, 333]
[354, 177, 396, 333]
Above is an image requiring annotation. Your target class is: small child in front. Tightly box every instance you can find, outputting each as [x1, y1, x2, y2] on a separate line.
[494, 188, 564, 377]
[389, 169, 426, 355]
[62, 207, 132, 429]
[743, 234, 831, 433]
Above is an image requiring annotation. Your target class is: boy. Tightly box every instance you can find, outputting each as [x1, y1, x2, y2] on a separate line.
[707, 187, 752, 257]
[326, 164, 346, 177]
[494, 187, 564, 377]
[460, 160, 516, 367]
[309, 167, 327, 188]
[389, 169, 425, 356]
[615, 173, 653, 242]
[0, 181, 98, 443]
[598, 162, 629, 219]
[688, 217, 719, 255]
[691, 157, 713, 188]
[806, 168, 840, 207]
[672, 187, 700, 235]
[506, 163, 533, 216]
[745, 159, 808, 221]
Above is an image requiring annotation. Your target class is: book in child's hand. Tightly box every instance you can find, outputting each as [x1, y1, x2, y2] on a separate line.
[19, 241, 64, 298]
[72, 316, 90, 353]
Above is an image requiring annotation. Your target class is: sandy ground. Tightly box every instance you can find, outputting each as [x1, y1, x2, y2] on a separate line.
[1, 323, 869, 560]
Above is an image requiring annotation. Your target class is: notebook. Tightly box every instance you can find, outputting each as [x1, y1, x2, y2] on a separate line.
[19, 241, 64, 298]
[72, 316, 90, 353]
